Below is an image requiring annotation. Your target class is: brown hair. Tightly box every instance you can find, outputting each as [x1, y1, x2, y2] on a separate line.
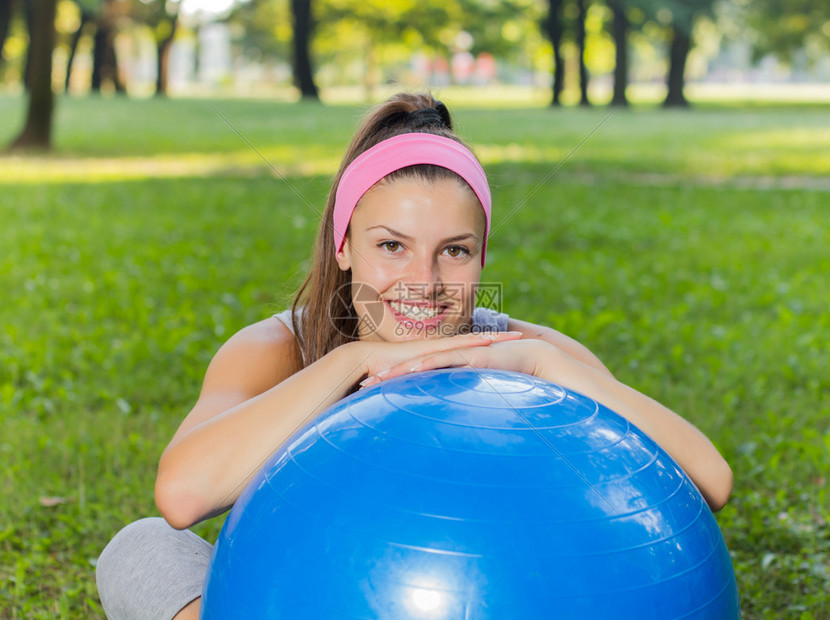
[290, 92, 477, 366]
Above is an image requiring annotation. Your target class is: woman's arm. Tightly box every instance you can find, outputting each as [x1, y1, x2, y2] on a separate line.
[155, 318, 365, 529]
[155, 319, 522, 529]
[506, 317, 614, 377]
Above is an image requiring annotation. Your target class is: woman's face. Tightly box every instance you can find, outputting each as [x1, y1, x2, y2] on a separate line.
[335, 176, 486, 342]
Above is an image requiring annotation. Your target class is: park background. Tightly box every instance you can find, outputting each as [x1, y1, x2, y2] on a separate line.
[1, 0, 829, 617]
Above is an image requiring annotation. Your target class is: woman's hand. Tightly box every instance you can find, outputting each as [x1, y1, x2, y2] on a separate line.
[353, 331, 525, 388]
[359, 337, 545, 388]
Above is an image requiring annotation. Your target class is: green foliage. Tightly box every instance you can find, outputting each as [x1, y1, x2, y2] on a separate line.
[743, 0, 830, 63]
[225, 0, 547, 85]
[0, 93, 828, 617]
[131, 0, 180, 45]
[227, 0, 293, 64]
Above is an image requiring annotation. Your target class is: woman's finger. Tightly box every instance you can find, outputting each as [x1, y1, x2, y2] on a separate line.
[362, 332, 524, 386]
[364, 349, 476, 386]
[435, 330, 522, 349]
[362, 339, 543, 388]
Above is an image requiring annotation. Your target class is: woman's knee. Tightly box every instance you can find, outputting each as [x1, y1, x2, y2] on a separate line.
[96, 517, 212, 620]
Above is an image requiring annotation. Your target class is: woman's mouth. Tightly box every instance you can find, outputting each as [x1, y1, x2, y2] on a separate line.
[385, 300, 449, 326]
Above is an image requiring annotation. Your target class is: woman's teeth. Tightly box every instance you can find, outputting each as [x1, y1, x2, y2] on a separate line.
[388, 301, 442, 320]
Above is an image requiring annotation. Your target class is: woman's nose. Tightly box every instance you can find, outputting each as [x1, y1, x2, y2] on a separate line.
[403, 254, 443, 298]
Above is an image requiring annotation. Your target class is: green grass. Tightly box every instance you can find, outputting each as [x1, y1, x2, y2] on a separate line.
[1, 92, 828, 618]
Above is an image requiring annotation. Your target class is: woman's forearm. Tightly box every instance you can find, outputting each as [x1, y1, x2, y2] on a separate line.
[155, 342, 369, 528]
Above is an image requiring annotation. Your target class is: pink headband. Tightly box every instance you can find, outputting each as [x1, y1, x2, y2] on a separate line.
[333, 133, 492, 266]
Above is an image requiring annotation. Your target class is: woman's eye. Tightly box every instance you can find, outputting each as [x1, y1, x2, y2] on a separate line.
[444, 245, 470, 258]
[380, 241, 401, 252]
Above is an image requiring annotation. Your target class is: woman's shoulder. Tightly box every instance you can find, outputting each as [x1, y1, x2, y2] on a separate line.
[203, 315, 302, 395]
[271, 308, 299, 336]
[222, 313, 298, 351]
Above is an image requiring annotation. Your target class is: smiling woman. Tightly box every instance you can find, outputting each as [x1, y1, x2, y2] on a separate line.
[289, 100, 497, 364]
[95, 92, 733, 620]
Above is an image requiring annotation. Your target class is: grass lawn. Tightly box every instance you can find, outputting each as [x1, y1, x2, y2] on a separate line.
[0, 92, 828, 618]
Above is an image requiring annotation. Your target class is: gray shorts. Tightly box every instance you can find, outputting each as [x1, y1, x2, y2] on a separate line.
[96, 518, 213, 620]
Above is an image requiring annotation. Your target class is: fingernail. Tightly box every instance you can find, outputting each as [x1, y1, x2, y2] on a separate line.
[408, 361, 423, 373]
[359, 376, 376, 387]
[376, 369, 390, 378]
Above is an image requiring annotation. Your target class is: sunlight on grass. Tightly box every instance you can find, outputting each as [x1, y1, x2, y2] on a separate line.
[0, 149, 341, 183]
[3, 94, 829, 184]
[710, 127, 830, 161]
[4, 127, 828, 185]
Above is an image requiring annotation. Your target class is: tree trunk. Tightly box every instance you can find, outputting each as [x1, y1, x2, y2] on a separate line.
[90, 18, 124, 94]
[609, 0, 628, 106]
[664, 24, 691, 107]
[21, 0, 34, 88]
[192, 23, 200, 81]
[9, 0, 57, 150]
[156, 15, 178, 96]
[576, 0, 590, 106]
[64, 11, 90, 92]
[109, 34, 125, 93]
[544, 0, 565, 106]
[0, 0, 15, 67]
[290, 0, 319, 100]
[91, 20, 107, 92]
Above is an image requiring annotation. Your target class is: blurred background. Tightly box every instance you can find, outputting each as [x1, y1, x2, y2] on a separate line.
[2, 0, 830, 142]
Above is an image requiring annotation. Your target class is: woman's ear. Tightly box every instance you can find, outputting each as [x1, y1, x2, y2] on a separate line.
[335, 237, 352, 272]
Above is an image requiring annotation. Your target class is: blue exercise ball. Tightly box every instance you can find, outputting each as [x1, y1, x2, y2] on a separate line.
[202, 368, 739, 619]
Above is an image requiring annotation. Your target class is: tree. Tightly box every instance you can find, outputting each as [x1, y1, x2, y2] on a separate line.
[62, 0, 126, 94]
[291, 0, 318, 99]
[608, 0, 629, 106]
[542, 0, 566, 106]
[663, 20, 690, 106]
[154, 0, 180, 96]
[659, 0, 714, 108]
[541, 0, 593, 106]
[575, 0, 590, 106]
[20, 0, 34, 87]
[9, 0, 57, 150]
[91, 18, 123, 92]
[133, 0, 180, 96]
[226, 0, 319, 99]
[64, 7, 92, 91]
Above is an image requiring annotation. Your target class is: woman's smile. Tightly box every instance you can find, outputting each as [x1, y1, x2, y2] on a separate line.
[385, 299, 450, 327]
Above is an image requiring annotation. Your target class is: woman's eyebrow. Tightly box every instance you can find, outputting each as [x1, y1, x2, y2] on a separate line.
[441, 233, 478, 244]
[365, 225, 413, 241]
[365, 225, 479, 244]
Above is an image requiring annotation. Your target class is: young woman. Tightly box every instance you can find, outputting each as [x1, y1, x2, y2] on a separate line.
[96, 93, 732, 619]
